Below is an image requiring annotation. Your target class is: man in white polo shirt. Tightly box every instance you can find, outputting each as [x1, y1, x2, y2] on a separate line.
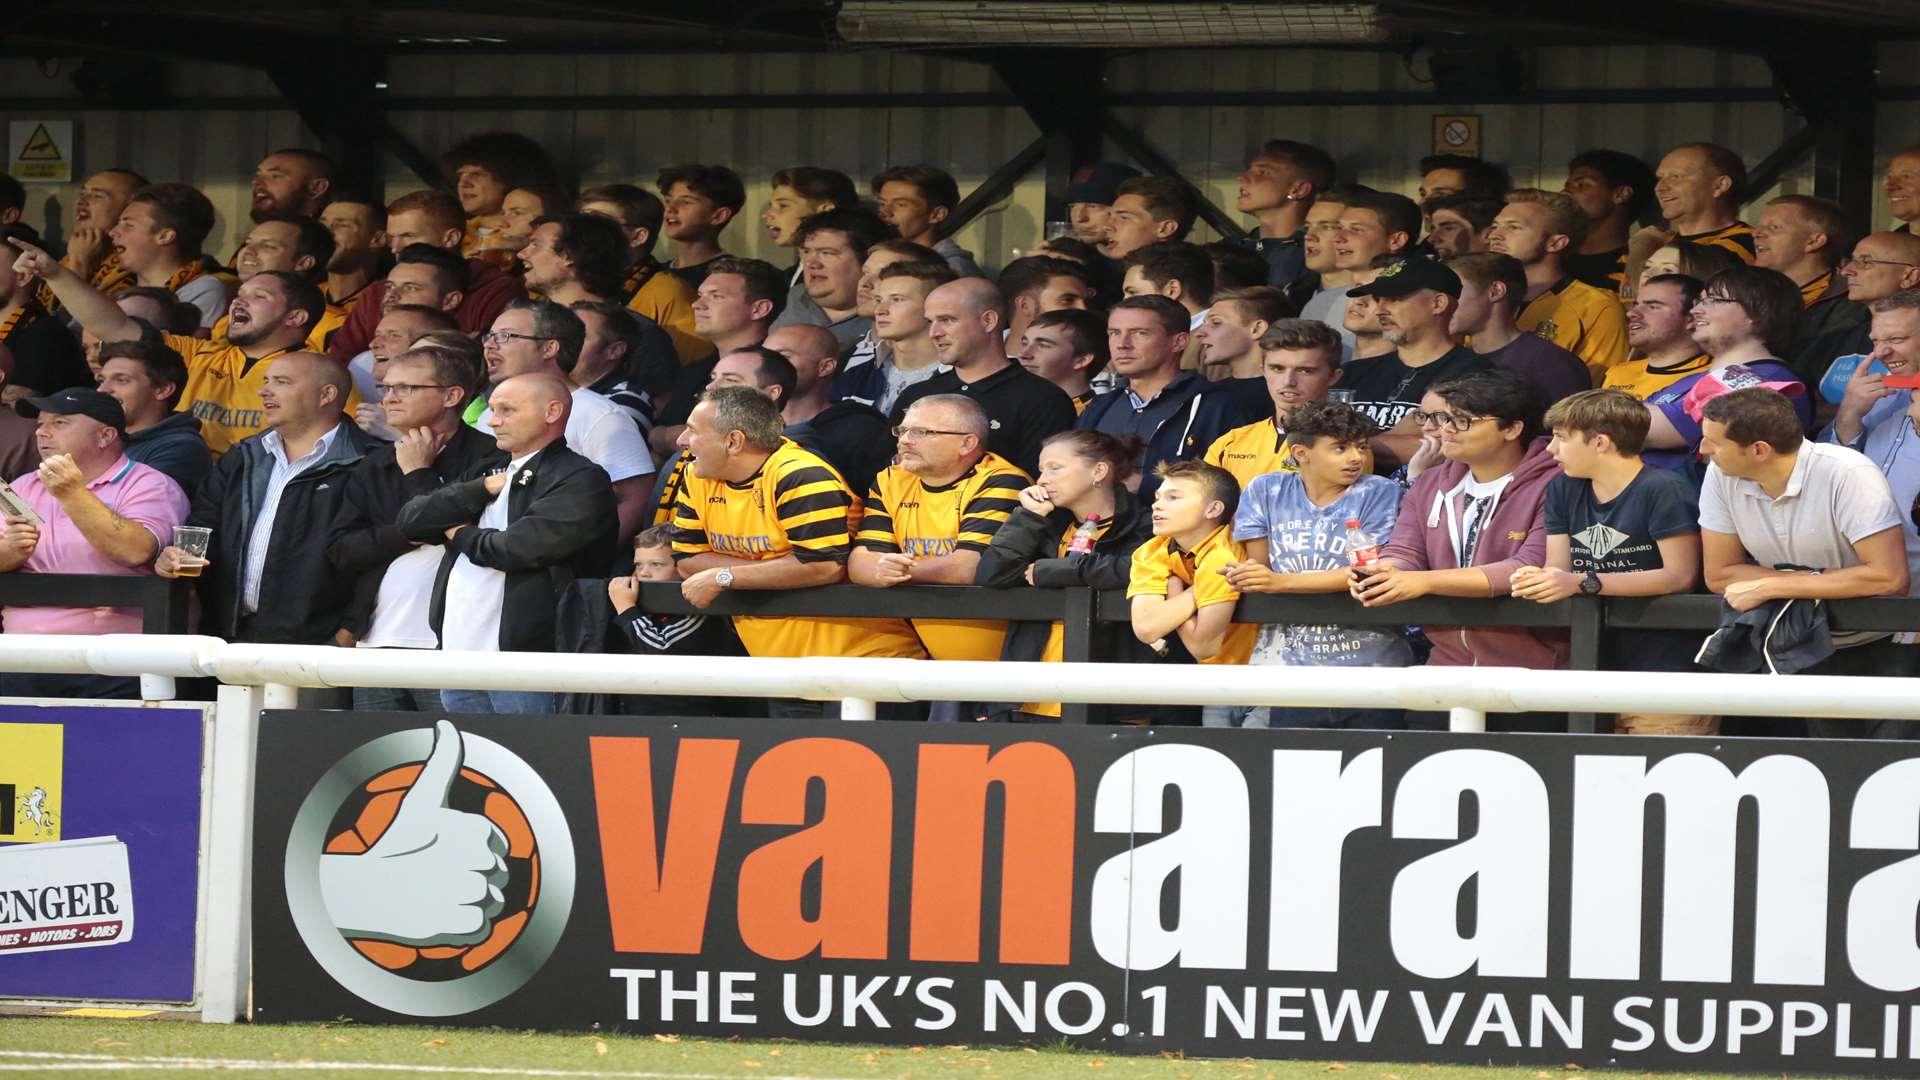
[1698, 386, 1916, 738]
[475, 299, 654, 543]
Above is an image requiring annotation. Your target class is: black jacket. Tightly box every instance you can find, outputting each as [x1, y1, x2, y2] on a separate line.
[398, 438, 619, 654]
[124, 412, 213, 498]
[326, 424, 507, 638]
[1076, 374, 1267, 499]
[188, 418, 380, 644]
[974, 489, 1160, 720]
[788, 400, 894, 500]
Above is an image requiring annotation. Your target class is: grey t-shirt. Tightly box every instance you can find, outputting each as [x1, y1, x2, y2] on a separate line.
[1698, 442, 1904, 647]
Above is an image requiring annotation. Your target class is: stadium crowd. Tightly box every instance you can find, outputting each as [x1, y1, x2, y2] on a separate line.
[2, 131, 1918, 735]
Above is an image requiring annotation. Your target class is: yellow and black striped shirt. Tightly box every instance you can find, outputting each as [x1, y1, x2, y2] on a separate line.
[1664, 222, 1757, 264]
[857, 453, 1030, 660]
[672, 438, 923, 659]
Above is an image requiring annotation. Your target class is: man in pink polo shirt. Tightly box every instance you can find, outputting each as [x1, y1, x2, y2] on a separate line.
[0, 387, 189, 698]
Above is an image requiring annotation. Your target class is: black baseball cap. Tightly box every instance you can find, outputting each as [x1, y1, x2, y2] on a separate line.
[1346, 257, 1462, 300]
[1064, 162, 1141, 206]
[18, 388, 127, 431]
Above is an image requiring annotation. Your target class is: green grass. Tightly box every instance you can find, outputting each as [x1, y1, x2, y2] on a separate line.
[0, 1016, 1794, 1079]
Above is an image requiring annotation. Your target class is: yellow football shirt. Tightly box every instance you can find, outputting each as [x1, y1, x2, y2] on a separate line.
[672, 439, 924, 659]
[627, 268, 708, 365]
[165, 335, 364, 456]
[1663, 222, 1756, 264]
[1125, 524, 1257, 665]
[1516, 277, 1630, 384]
[1203, 418, 1295, 489]
[857, 453, 1030, 661]
[1600, 354, 1711, 400]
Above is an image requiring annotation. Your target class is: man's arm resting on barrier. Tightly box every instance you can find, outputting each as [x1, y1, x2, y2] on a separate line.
[1514, 532, 1702, 601]
[1715, 526, 1910, 612]
[1351, 560, 1493, 606]
[681, 553, 845, 608]
[1224, 538, 1349, 593]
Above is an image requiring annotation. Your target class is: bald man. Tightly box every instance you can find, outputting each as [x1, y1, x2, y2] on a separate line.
[399, 371, 619, 712]
[158, 351, 380, 644]
[1803, 231, 1920, 387]
[888, 278, 1076, 474]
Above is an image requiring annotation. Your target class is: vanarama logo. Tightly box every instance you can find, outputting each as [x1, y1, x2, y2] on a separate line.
[284, 720, 574, 1017]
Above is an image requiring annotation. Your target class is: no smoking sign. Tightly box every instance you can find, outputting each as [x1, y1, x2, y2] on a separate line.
[1431, 114, 1481, 158]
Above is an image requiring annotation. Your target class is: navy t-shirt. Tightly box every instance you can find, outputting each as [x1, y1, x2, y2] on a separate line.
[1544, 464, 1701, 671]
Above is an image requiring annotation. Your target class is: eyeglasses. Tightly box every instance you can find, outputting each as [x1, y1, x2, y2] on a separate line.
[1409, 410, 1493, 432]
[1843, 255, 1920, 271]
[378, 383, 453, 398]
[1692, 294, 1738, 308]
[891, 426, 971, 441]
[481, 330, 551, 346]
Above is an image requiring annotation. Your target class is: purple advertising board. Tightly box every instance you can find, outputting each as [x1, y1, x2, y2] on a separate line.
[0, 704, 206, 1003]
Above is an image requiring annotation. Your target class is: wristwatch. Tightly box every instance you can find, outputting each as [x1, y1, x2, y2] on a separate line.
[1578, 570, 1602, 596]
[714, 568, 735, 589]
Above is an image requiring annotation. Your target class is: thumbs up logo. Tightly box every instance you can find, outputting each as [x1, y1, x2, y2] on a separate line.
[283, 720, 575, 1017]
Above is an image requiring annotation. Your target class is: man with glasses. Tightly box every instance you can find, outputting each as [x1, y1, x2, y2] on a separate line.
[851, 393, 1028, 667]
[474, 300, 656, 542]
[1640, 265, 1809, 480]
[328, 344, 504, 683]
[1805, 232, 1920, 392]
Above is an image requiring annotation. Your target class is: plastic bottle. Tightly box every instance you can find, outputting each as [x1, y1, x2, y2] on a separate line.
[1344, 518, 1381, 570]
[1067, 515, 1102, 555]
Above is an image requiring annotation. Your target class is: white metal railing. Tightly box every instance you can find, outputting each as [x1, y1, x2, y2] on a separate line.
[6, 631, 1920, 1025]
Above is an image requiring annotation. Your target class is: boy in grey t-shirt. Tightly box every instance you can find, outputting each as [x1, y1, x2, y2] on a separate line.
[1227, 402, 1411, 729]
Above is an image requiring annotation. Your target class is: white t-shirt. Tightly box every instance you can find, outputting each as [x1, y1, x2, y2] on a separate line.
[439, 454, 530, 652]
[478, 386, 655, 482]
[358, 544, 445, 649]
[178, 274, 235, 331]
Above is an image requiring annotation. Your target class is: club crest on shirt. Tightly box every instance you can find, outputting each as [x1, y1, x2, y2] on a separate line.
[1532, 321, 1559, 342]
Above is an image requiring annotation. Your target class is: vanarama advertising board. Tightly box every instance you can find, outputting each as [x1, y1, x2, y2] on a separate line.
[254, 713, 1920, 1075]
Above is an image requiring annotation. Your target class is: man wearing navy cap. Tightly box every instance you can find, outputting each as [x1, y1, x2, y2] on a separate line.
[1339, 258, 1490, 470]
[1064, 162, 1141, 247]
[0, 388, 190, 698]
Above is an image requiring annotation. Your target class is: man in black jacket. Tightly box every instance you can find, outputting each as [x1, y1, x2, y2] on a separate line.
[156, 352, 377, 643]
[398, 371, 618, 714]
[328, 343, 505, 710]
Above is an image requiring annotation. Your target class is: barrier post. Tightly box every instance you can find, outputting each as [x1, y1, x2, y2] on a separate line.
[1448, 705, 1486, 733]
[1060, 587, 1095, 725]
[840, 697, 877, 720]
[201, 682, 265, 1024]
[1565, 597, 1605, 733]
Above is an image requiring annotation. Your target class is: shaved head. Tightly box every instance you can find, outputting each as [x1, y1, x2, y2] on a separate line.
[931, 277, 1006, 324]
[764, 323, 838, 361]
[277, 351, 352, 408]
[488, 371, 574, 455]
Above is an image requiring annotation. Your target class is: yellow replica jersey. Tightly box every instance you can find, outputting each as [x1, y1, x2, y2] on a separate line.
[1663, 222, 1757, 264]
[1021, 515, 1113, 718]
[856, 453, 1030, 661]
[1601, 354, 1711, 400]
[1203, 418, 1295, 489]
[672, 439, 924, 659]
[1800, 271, 1837, 308]
[165, 334, 363, 456]
[1517, 277, 1630, 384]
[626, 267, 708, 364]
[1125, 524, 1257, 665]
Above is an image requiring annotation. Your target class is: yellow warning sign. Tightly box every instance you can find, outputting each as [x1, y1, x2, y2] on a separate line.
[18, 125, 60, 161]
[8, 121, 74, 183]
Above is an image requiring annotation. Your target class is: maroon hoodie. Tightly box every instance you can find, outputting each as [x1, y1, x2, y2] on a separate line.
[1379, 436, 1568, 669]
[326, 258, 527, 362]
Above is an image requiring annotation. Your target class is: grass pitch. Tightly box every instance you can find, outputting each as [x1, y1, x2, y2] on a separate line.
[0, 1016, 1792, 1079]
